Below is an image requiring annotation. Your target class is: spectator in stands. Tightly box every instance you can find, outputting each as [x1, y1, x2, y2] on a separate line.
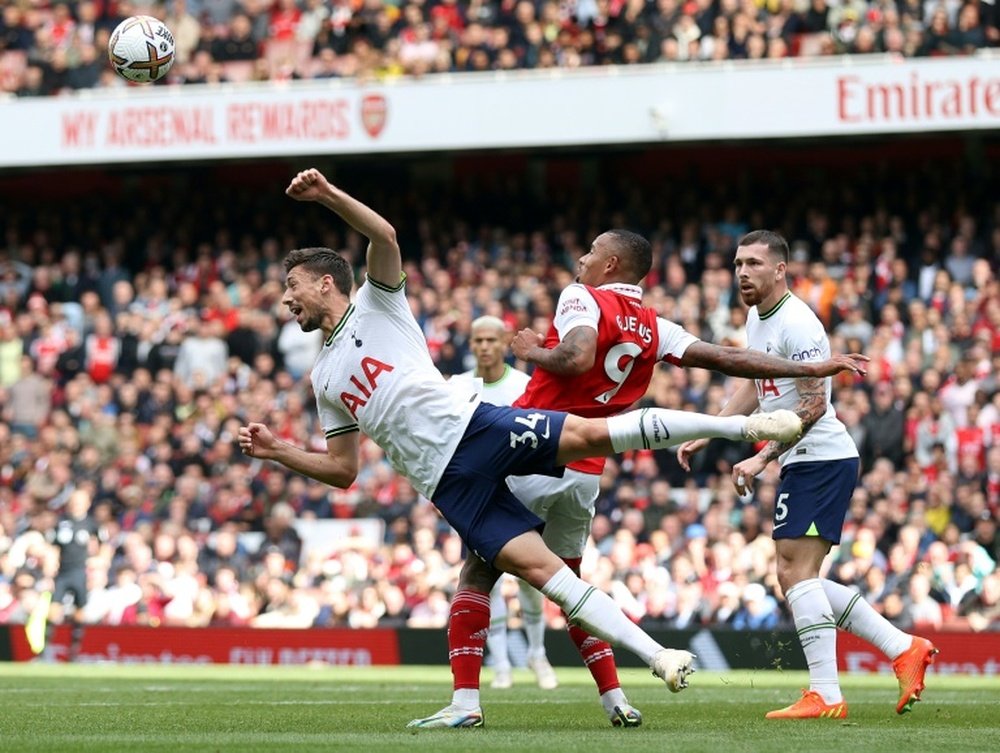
[950, 3, 987, 51]
[0, 5, 33, 52]
[5, 355, 51, 438]
[212, 13, 258, 62]
[199, 527, 251, 583]
[860, 383, 906, 472]
[0, 318, 23, 387]
[66, 42, 102, 89]
[971, 510, 999, 564]
[957, 570, 1000, 631]
[258, 502, 303, 569]
[940, 356, 982, 428]
[173, 316, 228, 388]
[165, 0, 202, 66]
[731, 582, 780, 630]
[903, 569, 944, 629]
[276, 313, 322, 380]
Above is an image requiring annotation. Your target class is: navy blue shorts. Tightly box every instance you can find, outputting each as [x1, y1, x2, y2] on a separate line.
[772, 458, 860, 544]
[434, 403, 567, 566]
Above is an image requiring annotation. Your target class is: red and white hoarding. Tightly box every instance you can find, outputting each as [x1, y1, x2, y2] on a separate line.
[1, 54, 997, 168]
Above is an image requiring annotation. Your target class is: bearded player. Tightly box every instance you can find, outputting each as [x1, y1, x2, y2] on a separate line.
[678, 230, 936, 719]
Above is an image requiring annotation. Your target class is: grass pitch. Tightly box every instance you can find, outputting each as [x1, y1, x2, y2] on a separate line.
[0, 663, 996, 752]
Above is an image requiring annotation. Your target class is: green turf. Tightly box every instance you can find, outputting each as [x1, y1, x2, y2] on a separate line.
[0, 664, 995, 752]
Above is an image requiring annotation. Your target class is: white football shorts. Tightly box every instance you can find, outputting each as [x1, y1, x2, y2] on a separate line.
[505, 469, 601, 559]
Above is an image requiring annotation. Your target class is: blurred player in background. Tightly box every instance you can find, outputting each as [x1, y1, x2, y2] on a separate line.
[33, 489, 105, 661]
[419, 229, 871, 728]
[678, 230, 937, 719]
[238, 169, 816, 729]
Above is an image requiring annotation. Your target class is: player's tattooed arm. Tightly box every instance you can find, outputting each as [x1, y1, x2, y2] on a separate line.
[755, 375, 827, 463]
[519, 325, 597, 376]
[681, 342, 867, 378]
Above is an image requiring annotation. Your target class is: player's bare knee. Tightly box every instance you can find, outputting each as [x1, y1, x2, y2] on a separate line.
[584, 418, 610, 449]
[575, 418, 609, 452]
[459, 556, 500, 592]
[775, 560, 795, 592]
[557, 416, 604, 460]
[509, 563, 547, 590]
[496, 554, 544, 589]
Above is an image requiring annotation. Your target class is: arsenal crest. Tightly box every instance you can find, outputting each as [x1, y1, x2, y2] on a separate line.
[361, 94, 387, 138]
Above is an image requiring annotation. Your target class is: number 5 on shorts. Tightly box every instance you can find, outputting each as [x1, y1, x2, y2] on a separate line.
[775, 492, 790, 524]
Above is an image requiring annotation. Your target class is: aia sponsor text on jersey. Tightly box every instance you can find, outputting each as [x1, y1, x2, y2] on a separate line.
[756, 378, 781, 398]
[339, 356, 394, 418]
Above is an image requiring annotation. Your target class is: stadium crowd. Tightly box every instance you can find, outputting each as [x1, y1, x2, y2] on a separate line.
[0, 155, 998, 644]
[0, 0, 998, 96]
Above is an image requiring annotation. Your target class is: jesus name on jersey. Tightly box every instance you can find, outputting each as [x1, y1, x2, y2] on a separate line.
[615, 314, 653, 345]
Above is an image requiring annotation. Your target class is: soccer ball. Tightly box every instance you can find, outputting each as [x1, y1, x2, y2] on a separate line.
[108, 15, 175, 83]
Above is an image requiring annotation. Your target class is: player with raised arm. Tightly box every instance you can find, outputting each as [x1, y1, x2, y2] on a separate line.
[238, 170, 808, 727]
[677, 230, 938, 719]
[416, 228, 870, 729]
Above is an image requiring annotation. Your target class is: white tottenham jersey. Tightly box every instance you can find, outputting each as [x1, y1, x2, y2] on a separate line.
[556, 283, 700, 362]
[745, 292, 858, 466]
[311, 276, 481, 499]
[455, 364, 530, 407]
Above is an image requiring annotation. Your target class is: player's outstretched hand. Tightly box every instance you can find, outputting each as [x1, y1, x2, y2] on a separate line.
[239, 422, 278, 459]
[511, 327, 544, 361]
[676, 438, 709, 471]
[814, 353, 869, 377]
[732, 455, 766, 496]
[286, 168, 332, 203]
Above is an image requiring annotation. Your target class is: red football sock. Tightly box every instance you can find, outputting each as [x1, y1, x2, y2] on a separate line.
[561, 556, 622, 694]
[448, 589, 491, 690]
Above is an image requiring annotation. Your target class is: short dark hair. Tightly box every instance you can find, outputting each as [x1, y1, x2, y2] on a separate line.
[738, 230, 789, 264]
[606, 229, 652, 282]
[283, 247, 354, 295]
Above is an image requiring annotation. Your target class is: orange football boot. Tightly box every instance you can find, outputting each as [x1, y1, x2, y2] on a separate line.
[765, 689, 848, 719]
[893, 636, 939, 714]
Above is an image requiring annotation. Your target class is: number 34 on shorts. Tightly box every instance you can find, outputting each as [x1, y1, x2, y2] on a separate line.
[509, 412, 551, 449]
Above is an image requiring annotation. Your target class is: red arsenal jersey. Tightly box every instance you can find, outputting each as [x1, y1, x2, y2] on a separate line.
[515, 283, 698, 473]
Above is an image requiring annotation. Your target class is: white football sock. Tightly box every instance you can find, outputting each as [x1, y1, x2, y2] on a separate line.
[607, 408, 747, 453]
[541, 566, 661, 665]
[822, 579, 911, 660]
[451, 688, 479, 710]
[518, 579, 547, 659]
[600, 687, 629, 718]
[485, 581, 511, 671]
[786, 578, 842, 704]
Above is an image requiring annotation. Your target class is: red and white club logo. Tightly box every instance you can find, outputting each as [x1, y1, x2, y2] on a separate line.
[360, 94, 387, 138]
